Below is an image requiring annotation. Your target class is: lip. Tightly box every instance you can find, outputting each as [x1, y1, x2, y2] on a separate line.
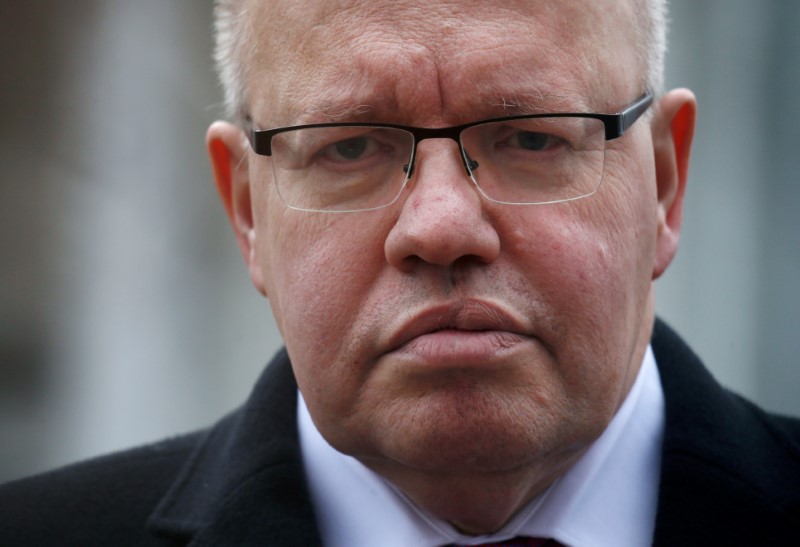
[385, 299, 533, 366]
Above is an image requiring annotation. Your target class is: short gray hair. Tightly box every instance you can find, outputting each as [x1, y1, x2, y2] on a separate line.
[634, 0, 669, 98]
[213, 0, 669, 122]
[213, 0, 251, 123]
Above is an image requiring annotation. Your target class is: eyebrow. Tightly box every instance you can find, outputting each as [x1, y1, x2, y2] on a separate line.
[490, 90, 590, 115]
[296, 101, 376, 124]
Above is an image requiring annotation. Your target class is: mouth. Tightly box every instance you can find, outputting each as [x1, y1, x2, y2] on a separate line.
[386, 299, 532, 367]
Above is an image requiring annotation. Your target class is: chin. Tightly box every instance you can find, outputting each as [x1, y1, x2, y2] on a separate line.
[366, 390, 584, 474]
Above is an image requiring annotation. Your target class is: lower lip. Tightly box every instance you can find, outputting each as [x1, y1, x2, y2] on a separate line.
[394, 329, 527, 367]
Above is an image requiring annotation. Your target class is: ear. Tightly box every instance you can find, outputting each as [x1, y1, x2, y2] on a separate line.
[207, 121, 267, 296]
[651, 88, 697, 279]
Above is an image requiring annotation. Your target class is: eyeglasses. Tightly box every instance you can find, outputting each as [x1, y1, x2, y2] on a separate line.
[246, 92, 652, 213]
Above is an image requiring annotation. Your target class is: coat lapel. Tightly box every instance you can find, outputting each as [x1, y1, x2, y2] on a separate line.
[146, 349, 323, 546]
[652, 319, 800, 545]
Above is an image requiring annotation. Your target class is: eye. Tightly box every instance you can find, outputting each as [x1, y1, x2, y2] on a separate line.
[508, 130, 561, 151]
[322, 136, 379, 162]
[286, 126, 413, 173]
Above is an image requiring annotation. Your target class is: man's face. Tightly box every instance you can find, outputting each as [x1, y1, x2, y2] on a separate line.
[226, 0, 680, 526]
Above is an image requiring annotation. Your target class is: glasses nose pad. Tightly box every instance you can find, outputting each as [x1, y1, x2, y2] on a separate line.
[462, 150, 479, 174]
[403, 141, 477, 179]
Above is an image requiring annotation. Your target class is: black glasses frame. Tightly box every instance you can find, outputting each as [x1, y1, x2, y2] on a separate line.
[247, 91, 653, 159]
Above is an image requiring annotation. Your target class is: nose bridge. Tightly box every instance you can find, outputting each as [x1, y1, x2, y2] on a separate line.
[409, 137, 475, 197]
[407, 125, 471, 178]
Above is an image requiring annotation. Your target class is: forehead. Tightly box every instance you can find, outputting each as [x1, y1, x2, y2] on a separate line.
[244, 0, 640, 125]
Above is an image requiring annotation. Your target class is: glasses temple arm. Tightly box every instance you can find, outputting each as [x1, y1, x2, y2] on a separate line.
[607, 91, 653, 140]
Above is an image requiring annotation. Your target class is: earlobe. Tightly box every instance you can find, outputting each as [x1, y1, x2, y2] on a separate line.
[207, 121, 267, 296]
[651, 88, 697, 279]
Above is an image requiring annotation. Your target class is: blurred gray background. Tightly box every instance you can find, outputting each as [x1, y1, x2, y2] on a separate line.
[1, 1, 798, 483]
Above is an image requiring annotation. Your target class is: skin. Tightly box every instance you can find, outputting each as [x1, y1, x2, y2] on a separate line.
[208, 0, 696, 534]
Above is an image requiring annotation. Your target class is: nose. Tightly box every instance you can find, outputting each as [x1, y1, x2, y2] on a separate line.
[385, 140, 501, 271]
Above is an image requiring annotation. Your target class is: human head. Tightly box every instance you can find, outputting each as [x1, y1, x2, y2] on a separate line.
[207, 0, 695, 533]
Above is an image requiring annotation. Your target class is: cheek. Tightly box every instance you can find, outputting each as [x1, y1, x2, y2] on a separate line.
[575, 138, 660, 290]
[271, 226, 364, 339]
[506, 164, 657, 375]
[510, 208, 622, 308]
[561, 157, 659, 378]
[257, 207, 394, 389]
[534, 221, 622, 342]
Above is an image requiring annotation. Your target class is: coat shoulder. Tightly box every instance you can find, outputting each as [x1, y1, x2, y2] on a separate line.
[0, 431, 204, 546]
[652, 319, 800, 543]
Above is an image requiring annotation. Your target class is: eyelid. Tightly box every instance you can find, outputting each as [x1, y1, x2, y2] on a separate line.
[313, 130, 410, 167]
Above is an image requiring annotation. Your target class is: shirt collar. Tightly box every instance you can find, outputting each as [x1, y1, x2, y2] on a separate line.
[299, 346, 664, 547]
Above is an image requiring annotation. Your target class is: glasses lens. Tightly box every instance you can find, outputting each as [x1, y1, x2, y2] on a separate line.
[269, 126, 414, 212]
[460, 116, 607, 204]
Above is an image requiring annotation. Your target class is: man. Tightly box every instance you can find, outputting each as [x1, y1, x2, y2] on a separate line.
[1, 0, 798, 545]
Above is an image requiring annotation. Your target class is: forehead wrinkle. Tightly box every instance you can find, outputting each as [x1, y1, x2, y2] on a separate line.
[278, 44, 444, 127]
[251, 0, 640, 127]
[286, 87, 593, 128]
[287, 80, 401, 125]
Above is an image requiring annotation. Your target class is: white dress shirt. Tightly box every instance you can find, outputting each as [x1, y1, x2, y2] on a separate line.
[299, 346, 665, 547]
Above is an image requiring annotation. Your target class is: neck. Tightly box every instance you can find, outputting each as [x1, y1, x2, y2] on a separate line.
[363, 449, 583, 534]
